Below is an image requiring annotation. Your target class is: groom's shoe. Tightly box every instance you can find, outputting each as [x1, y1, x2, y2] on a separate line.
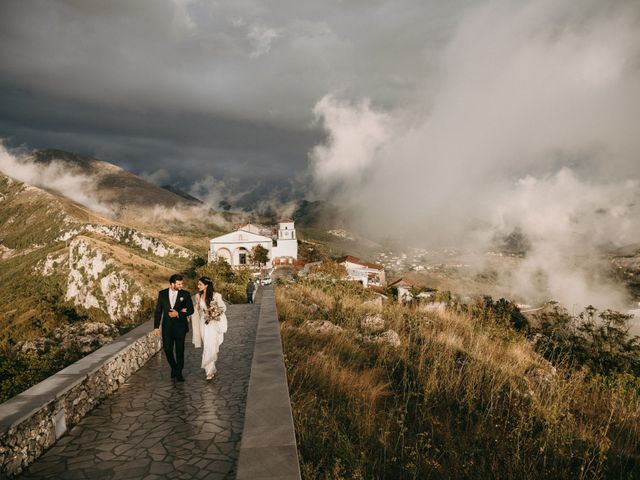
[176, 373, 185, 382]
[170, 370, 177, 379]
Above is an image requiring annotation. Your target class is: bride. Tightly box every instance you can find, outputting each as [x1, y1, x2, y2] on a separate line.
[190, 276, 228, 380]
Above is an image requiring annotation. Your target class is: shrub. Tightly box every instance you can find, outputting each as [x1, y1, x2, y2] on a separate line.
[195, 259, 253, 303]
[464, 295, 529, 332]
[532, 303, 640, 376]
[0, 344, 84, 403]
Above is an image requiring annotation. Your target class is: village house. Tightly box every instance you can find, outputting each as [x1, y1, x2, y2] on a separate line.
[388, 277, 437, 304]
[337, 255, 386, 288]
[208, 219, 298, 269]
[388, 277, 415, 303]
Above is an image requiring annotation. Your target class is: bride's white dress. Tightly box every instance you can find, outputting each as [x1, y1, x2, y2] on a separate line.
[190, 292, 228, 377]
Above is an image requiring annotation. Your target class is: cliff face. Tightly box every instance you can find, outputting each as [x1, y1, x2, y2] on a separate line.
[65, 237, 144, 322]
[0, 172, 192, 344]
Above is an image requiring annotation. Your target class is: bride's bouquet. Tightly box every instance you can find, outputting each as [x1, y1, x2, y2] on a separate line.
[205, 301, 224, 325]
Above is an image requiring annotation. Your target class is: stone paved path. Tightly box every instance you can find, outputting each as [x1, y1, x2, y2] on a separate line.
[19, 303, 260, 480]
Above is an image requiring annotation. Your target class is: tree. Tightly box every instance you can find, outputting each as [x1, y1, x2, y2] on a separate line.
[252, 244, 270, 268]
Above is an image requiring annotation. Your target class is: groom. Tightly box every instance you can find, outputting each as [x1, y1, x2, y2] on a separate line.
[153, 274, 194, 382]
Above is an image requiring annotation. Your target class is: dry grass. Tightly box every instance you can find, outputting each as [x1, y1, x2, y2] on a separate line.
[277, 280, 640, 479]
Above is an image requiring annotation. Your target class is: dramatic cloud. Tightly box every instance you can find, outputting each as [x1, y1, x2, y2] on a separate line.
[490, 170, 640, 310]
[310, 0, 640, 309]
[0, 0, 457, 186]
[2, 0, 639, 309]
[310, 94, 392, 187]
[0, 143, 112, 215]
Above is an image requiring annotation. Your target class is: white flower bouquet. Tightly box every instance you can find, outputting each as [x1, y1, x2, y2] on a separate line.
[206, 301, 224, 324]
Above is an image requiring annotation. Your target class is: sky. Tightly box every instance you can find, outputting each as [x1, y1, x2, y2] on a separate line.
[2, 0, 640, 309]
[0, 0, 464, 195]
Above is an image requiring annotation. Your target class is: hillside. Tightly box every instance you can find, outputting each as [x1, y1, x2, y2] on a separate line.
[0, 171, 199, 336]
[277, 273, 640, 479]
[33, 149, 196, 208]
[0, 167, 220, 401]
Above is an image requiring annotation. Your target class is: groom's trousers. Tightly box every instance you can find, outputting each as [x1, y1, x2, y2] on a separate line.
[162, 323, 186, 374]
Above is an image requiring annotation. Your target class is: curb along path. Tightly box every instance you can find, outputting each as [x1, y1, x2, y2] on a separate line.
[19, 303, 260, 480]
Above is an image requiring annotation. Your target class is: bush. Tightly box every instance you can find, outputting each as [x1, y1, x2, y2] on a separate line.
[532, 303, 640, 376]
[310, 261, 348, 280]
[0, 344, 83, 403]
[464, 295, 529, 332]
[195, 259, 253, 303]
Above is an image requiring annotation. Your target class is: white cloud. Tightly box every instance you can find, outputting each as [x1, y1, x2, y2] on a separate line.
[0, 144, 113, 215]
[140, 168, 170, 185]
[247, 23, 280, 58]
[189, 174, 226, 208]
[309, 0, 640, 309]
[310, 94, 393, 188]
[489, 169, 640, 309]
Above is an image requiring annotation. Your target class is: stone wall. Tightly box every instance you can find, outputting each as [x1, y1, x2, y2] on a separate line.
[236, 286, 301, 479]
[0, 321, 161, 477]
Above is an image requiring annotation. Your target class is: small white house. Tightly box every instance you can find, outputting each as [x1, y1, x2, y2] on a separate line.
[209, 220, 298, 268]
[337, 255, 386, 288]
[388, 278, 414, 303]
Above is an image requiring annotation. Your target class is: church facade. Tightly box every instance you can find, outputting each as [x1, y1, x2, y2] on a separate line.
[208, 220, 298, 269]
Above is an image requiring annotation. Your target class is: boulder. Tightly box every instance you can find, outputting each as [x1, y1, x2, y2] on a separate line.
[304, 320, 344, 335]
[377, 329, 401, 347]
[360, 314, 385, 332]
[357, 329, 402, 348]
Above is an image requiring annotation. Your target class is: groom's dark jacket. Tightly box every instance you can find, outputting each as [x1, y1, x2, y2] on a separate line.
[154, 288, 194, 332]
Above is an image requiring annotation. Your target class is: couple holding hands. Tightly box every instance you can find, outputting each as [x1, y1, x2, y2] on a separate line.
[153, 274, 227, 381]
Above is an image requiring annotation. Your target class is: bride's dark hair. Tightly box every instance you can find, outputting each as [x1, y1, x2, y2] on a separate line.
[199, 276, 214, 306]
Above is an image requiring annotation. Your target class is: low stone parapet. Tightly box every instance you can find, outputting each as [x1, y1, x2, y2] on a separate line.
[0, 320, 160, 477]
[236, 286, 301, 479]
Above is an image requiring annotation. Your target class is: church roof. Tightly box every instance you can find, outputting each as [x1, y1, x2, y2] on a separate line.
[388, 278, 414, 288]
[235, 223, 274, 236]
[210, 229, 272, 243]
[337, 255, 384, 271]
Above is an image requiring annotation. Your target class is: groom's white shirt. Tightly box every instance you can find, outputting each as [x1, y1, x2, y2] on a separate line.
[169, 289, 178, 308]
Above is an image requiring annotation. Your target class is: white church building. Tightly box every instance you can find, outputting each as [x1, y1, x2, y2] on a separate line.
[208, 220, 298, 269]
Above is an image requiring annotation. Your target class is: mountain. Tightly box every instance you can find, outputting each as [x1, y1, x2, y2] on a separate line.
[0, 172, 194, 341]
[33, 149, 198, 208]
[293, 199, 345, 229]
[161, 184, 203, 204]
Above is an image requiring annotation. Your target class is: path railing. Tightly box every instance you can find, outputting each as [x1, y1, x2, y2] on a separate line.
[0, 322, 161, 477]
[236, 286, 301, 479]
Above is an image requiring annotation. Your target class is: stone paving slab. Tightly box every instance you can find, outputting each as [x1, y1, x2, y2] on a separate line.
[18, 303, 260, 480]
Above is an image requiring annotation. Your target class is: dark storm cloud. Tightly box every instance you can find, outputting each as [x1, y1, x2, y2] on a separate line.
[0, 0, 465, 190]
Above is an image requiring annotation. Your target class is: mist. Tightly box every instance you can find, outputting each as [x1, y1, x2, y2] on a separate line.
[0, 143, 113, 215]
[310, 0, 640, 310]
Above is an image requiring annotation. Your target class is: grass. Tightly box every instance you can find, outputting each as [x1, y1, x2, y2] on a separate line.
[277, 278, 640, 479]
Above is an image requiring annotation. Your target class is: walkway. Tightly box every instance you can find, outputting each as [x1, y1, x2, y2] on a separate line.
[19, 303, 260, 480]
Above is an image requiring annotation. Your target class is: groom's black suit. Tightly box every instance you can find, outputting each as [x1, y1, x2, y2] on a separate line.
[154, 288, 194, 377]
